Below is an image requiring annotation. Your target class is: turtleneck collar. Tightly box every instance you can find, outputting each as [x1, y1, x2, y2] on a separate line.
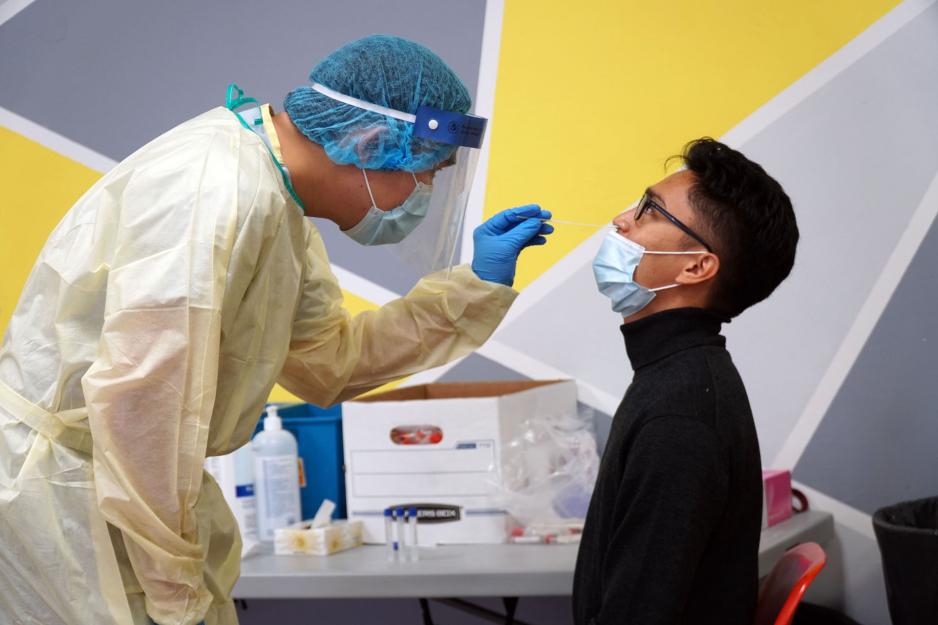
[620, 307, 730, 371]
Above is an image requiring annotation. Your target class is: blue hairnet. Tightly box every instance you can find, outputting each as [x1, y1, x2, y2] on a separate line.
[284, 35, 471, 172]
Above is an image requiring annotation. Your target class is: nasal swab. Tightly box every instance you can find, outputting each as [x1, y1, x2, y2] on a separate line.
[384, 508, 395, 562]
[546, 219, 608, 228]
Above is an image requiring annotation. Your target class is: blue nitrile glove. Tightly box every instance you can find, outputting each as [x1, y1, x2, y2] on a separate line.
[471, 205, 554, 287]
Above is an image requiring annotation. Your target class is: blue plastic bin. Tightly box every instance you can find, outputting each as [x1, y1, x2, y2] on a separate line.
[254, 403, 346, 520]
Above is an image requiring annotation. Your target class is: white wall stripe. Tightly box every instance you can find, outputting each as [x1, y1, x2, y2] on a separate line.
[794, 481, 875, 540]
[0, 106, 117, 173]
[721, 0, 935, 148]
[330, 264, 400, 306]
[394, 0, 512, 388]
[399, 357, 467, 387]
[774, 168, 938, 469]
[395, 338, 622, 412]
[402, 221, 609, 391]
[479, 340, 621, 415]
[460, 0, 505, 264]
[0, 0, 35, 28]
[495, 223, 609, 328]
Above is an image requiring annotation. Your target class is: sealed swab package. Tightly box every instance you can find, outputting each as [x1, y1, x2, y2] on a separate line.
[493, 404, 600, 530]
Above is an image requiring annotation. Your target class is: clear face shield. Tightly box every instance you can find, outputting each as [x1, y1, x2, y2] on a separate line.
[310, 83, 488, 276]
[393, 142, 481, 272]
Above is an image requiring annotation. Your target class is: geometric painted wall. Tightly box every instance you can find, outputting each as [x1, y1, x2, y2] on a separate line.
[771, 3, 938, 517]
[798, 209, 938, 513]
[3, 1, 935, 624]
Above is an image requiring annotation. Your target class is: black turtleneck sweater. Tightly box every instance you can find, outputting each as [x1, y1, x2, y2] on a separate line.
[573, 308, 762, 625]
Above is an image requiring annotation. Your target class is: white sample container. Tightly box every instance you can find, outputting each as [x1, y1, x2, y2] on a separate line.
[253, 405, 302, 541]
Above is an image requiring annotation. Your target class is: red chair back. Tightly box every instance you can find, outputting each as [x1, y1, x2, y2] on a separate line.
[754, 542, 827, 625]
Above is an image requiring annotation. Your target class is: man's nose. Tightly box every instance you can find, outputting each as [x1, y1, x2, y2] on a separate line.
[612, 211, 631, 233]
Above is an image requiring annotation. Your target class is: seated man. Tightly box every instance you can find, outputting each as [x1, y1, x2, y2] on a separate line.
[573, 138, 799, 625]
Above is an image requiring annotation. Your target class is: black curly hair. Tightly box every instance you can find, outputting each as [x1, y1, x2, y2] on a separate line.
[678, 138, 799, 317]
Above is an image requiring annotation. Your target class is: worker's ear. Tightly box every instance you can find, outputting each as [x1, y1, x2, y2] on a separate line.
[352, 127, 388, 165]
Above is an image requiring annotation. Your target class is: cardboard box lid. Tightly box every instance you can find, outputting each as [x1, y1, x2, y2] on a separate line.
[349, 379, 571, 404]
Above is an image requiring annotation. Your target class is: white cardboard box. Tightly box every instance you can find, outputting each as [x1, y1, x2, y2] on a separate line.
[342, 380, 577, 546]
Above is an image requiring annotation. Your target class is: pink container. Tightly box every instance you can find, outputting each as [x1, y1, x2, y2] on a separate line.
[762, 469, 793, 528]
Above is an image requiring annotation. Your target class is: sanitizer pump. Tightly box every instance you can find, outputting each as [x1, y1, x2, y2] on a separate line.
[253, 405, 302, 541]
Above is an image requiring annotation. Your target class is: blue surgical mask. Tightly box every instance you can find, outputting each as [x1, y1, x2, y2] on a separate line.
[592, 228, 704, 316]
[343, 170, 432, 246]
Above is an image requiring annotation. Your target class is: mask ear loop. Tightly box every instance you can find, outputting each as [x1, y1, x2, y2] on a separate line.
[643, 250, 709, 255]
[363, 170, 424, 210]
[361, 169, 379, 209]
[642, 250, 707, 292]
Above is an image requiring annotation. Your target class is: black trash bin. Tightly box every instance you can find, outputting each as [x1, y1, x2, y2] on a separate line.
[872, 496, 938, 625]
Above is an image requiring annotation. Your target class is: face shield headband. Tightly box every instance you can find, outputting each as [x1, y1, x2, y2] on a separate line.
[310, 82, 488, 149]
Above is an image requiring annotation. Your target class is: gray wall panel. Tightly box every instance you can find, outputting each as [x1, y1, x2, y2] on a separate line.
[796, 211, 938, 514]
[705, 3, 938, 462]
[437, 353, 532, 383]
[497, 258, 634, 402]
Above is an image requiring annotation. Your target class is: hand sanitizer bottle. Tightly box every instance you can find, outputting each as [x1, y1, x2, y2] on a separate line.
[253, 405, 301, 542]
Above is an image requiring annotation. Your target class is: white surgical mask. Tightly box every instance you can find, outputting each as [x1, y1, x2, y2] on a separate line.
[343, 170, 432, 246]
[592, 228, 705, 316]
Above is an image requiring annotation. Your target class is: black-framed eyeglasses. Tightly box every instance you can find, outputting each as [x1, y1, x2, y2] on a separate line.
[634, 193, 712, 252]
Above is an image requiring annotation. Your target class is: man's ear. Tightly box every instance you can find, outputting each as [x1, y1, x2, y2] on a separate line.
[676, 252, 720, 286]
[352, 127, 388, 165]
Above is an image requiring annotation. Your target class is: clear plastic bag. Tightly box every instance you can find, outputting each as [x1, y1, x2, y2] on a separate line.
[495, 404, 600, 531]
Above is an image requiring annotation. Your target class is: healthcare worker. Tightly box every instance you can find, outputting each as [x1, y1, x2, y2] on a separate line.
[0, 36, 552, 625]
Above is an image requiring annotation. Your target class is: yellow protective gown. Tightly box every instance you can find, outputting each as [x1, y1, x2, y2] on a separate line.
[0, 107, 516, 625]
